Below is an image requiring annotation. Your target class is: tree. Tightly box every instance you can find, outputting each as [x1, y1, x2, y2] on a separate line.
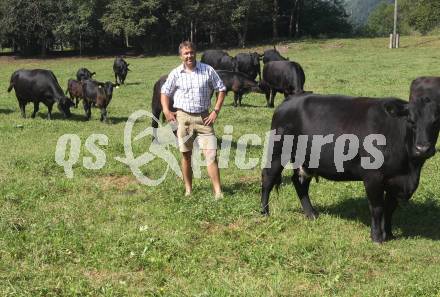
[100, 0, 160, 47]
[0, 0, 62, 55]
[366, 1, 403, 36]
[400, 0, 440, 35]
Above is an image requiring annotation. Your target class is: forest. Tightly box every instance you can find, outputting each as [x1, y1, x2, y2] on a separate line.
[0, 0, 438, 55]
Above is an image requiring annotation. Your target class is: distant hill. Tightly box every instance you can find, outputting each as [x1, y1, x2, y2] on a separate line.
[344, 0, 392, 26]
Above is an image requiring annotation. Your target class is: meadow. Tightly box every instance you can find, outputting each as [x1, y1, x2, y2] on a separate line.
[1, 36, 440, 296]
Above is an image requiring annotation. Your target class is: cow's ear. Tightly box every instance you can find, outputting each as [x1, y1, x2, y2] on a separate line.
[384, 101, 409, 118]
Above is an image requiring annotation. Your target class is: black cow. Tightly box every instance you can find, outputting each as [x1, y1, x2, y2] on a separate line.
[201, 50, 237, 71]
[66, 79, 84, 108]
[76, 68, 96, 81]
[261, 93, 440, 243]
[260, 61, 305, 107]
[82, 80, 118, 121]
[151, 75, 176, 128]
[113, 57, 130, 85]
[7, 69, 74, 119]
[216, 70, 264, 107]
[262, 46, 289, 64]
[409, 76, 440, 104]
[235, 52, 262, 81]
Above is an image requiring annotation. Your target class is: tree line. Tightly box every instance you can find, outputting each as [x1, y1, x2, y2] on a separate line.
[0, 0, 349, 56]
[0, 0, 438, 56]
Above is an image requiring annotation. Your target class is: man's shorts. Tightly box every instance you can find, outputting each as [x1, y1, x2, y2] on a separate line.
[175, 110, 217, 153]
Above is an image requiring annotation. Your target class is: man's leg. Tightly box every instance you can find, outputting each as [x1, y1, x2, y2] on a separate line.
[203, 149, 222, 197]
[181, 151, 193, 195]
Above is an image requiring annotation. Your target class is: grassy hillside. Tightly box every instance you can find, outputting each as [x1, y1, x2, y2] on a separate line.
[1, 36, 440, 296]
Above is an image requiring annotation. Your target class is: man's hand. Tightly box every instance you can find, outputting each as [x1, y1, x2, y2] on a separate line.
[203, 111, 218, 126]
[164, 110, 176, 123]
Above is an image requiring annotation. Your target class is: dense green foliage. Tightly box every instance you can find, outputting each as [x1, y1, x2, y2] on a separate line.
[1, 36, 440, 296]
[365, 0, 440, 36]
[0, 0, 351, 55]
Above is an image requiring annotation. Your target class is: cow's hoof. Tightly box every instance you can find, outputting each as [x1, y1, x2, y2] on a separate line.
[305, 211, 319, 220]
[261, 210, 270, 216]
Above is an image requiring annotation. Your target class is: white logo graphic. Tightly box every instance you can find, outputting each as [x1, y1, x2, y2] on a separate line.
[115, 110, 182, 186]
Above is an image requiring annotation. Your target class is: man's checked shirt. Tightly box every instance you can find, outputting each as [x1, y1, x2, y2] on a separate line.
[161, 61, 226, 113]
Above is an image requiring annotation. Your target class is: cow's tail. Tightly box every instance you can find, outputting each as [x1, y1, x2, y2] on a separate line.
[7, 82, 13, 93]
[7, 76, 15, 92]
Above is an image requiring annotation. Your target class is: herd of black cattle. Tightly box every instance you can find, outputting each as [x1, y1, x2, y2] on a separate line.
[5, 46, 440, 243]
[7, 56, 129, 121]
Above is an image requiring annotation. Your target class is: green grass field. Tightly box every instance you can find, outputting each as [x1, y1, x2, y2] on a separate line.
[1, 36, 440, 296]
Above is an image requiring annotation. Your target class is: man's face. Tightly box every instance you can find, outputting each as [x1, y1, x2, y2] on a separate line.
[180, 47, 196, 69]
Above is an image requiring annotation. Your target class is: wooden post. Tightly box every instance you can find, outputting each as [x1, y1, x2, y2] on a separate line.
[396, 34, 400, 48]
[389, 34, 393, 49]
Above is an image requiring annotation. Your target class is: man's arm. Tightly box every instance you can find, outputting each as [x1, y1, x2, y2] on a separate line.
[160, 72, 177, 122]
[161, 93, 176, 122]
[203, 90, 225, 126]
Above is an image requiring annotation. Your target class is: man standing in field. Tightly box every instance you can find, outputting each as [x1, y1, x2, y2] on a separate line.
[160, 41, 226, 199]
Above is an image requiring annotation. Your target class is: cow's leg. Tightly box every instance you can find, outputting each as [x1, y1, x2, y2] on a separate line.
[233, 92, 238, 107]
[31, 101, 39, 118]
[265, 90, 271, 107]
[270, 90, 276, 108]
[83, 101, 91, 120]
[261, 157, 284, 215]
[363, 175, 386, 243]
[47, 103, 53, 120]
[384, 192, 398, 241]
[114, 73, 118, 85]
[238, 93, 243, 106]
[100, 107, 107, 122]
[291, 170, 318, 219]
[75, 97, 79, 108]
[18, 101, 26, 118]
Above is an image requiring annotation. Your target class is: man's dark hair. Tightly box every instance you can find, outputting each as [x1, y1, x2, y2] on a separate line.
[179, 41, 196, 55]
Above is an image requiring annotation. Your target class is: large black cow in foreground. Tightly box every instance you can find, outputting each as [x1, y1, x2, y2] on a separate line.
[201, 50, 237, 71]
[217, 70, 265, 107]
[76, 68, 96, 81]
[409, 76, 440, 103]
[113, 57, 130, 85]
[262, 93, 440, 243]
[262, 46, 289, 64]
[261, 61, 305, 107]
[151, 75, 175, 128]
[82, 80, 118, 121]
[235, 52, 262, 81]
[7, 69, 74, 119]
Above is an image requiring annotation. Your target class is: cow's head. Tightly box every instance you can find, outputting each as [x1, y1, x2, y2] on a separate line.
[58, 96, 75, 118]
[98, 81, 119, 100]
[385, 97, 440, 159]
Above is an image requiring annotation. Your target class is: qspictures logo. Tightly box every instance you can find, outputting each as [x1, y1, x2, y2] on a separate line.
[54, 110, 386, 186]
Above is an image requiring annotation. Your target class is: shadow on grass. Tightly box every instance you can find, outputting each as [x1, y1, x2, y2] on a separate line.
[320, 196, 440, 241]
[0, 108, 14, 114]
[401, 37, 440, 48]
[122, 82, 142, 86]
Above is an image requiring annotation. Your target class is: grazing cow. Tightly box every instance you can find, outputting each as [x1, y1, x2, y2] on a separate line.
[76, 68, 96, 81]
[113, 57, 130, 85]
[201, 50, 237, 71]
[7, 69, 74, 119]
[82, 80, 118, 121]
[235, 52, 262, 81]
[151, 75, 176, 128]
[409, 76, 440, 104]
[216, 70, 264, 107]
[262, 46, 289, 64]
[260, 61, 306, 107]
[66, 79, 84, 108]
[261, 93, 440, 243]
